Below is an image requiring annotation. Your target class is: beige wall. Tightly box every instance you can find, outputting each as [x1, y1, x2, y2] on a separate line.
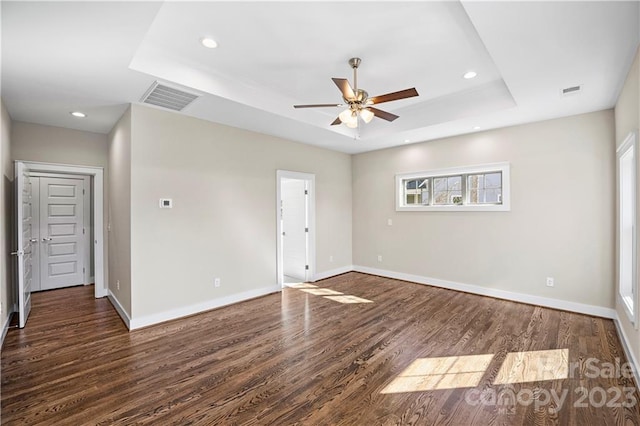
[1, 99, 13, 335]
[353, 109, 615, 309]
[129, 104, 352, 318]
[107, 108, 132, 316]
[615, 46, 640, 366]
[12, 121, 108, 167]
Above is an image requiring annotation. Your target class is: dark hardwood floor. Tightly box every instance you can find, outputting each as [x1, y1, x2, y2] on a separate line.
[2, 272, 639, 425]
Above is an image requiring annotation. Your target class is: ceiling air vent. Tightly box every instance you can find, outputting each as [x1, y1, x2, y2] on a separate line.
[140, 81, 200, 111]
[561, 85, 583, 97]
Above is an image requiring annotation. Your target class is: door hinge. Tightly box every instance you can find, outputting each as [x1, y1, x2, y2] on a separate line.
[83, 189, 85, 195]
[305, 265, 309, 270]
[304, 189, 308, 195]
[83, 267, 85, 273]
[83, 228, 85, 235]
[305, 227, 309, 232]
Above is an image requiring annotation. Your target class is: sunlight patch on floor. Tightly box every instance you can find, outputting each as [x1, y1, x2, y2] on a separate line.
[494, 349, 568, 384]
[299, 288, 344, 296]
[286, 283, 318, 289]
[381, 354, 494, 393]
[324, 295, 373, 304]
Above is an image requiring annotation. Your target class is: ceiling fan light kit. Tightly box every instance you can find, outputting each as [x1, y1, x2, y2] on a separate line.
[294, 57, 419, 130]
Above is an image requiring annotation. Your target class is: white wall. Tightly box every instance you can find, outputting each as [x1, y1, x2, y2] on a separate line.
[353, 109, 615, 310]
[1, 99, 13, 339]
[615, 46, 640, 369]
[107, 108, 132, 316]
[128, 104, 352, 321]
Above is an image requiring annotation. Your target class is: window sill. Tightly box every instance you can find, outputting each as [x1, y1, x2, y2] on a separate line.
[397, 204, 510, 212]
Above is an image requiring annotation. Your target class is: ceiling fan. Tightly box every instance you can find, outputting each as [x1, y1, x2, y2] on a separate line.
[294, 57, 419, 128]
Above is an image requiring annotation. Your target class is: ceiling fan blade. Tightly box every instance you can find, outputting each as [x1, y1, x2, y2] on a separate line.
[330, 117, 342, 126]
[367, 107, 399, 122]
[332, 78, 355, 100]
[294, 103, 342, 108]
[369, 88, 419, 105]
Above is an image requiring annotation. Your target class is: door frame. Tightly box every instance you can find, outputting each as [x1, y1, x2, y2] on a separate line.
[276, 170, 315, 287]
[17, 161, 106, 298]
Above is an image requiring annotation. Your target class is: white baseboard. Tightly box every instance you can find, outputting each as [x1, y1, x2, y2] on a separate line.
[129, 285, 281, 330]
[353, 265, 616, 319]
[312, 265, 354, 282]
[1, 304, 17, 348]
[614, 314, 640, 391]
[1, 311, 12, 348]
[108, 291, 131, 330]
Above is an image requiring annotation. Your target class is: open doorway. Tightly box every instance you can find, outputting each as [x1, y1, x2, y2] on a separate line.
[276, 170, 315, 287]
[14, 161, 105, 328]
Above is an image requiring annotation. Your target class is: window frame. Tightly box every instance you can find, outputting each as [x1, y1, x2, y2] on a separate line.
[396, 162, 511, 212]
[617, 130, 638, 327]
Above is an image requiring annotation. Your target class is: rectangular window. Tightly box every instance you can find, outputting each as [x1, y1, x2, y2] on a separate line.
[396, 163, 510, 212]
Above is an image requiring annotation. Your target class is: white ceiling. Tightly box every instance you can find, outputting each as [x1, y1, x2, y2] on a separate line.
[2, 1, 639, 154]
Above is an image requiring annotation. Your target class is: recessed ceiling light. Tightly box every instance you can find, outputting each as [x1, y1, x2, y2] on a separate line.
[463, 71, 477, 79]
[70, 111, 86, 118]
[201, 37, 218, 49]
[404, 139, 411, 143]
[473, 126, 481, 130]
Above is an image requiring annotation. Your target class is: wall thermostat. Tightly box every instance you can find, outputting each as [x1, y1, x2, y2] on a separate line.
[159, 198, 173, 208]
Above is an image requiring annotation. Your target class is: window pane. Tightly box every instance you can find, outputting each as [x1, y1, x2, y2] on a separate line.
[468, 172, 502, 205]
[434, 175, 462, 205]
[485, 173, 501, 188]
[404, 178, 429, 205]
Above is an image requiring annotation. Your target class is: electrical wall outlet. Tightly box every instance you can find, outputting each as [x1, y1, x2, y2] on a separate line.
[116, 280, 120, 290]
[546, 277, 554, 287]
[377, 255, 383, 262]
[329, 255, 334, 262]
[214, 278, 221, 287]
[387, 219, 393, 226]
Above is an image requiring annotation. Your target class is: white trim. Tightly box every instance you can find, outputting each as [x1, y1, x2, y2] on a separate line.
[18, 161, 106, 299]
[396, 162, 510, 212]
[276, 170, 316, 286]
[617, 130, 639, 327]
[353, 265, 616, 319]
[614, 314, 640, 391]
[107, 290, 131, 330]
[312, 265, 354, 282]
[129, 285, 281, 330]
[82, 176, 91, 285]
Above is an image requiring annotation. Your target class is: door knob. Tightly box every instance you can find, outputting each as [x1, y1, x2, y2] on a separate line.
[42, 237, 52, 242]
[29, 238, 38, 243]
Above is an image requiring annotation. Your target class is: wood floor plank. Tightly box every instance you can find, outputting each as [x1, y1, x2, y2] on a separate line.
[2, 272, 640, 425]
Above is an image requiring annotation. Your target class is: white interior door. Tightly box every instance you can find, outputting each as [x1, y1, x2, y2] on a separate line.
[14, 162, 33, 328]
[282, 178, 308, 281]
[39, 177, 85, 291]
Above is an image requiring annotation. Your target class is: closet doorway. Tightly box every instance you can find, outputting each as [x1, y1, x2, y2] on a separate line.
[276, 170, 316, 286]
[29, 173, 92, 292]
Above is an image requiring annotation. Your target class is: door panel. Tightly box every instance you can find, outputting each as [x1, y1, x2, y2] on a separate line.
[39, 177, 84, 290]
[282, 179, 307, 281]
[15, 162, 32, 328]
